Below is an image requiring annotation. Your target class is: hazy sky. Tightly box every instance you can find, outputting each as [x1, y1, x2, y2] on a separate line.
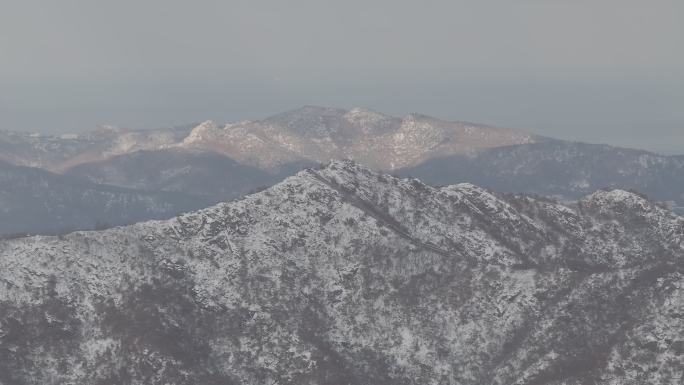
[1, 0, 682, 153]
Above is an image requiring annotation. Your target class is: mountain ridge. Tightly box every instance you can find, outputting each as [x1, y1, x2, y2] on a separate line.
[3, 105, 684, 236]
[398, 141, 684, 213]
[0, 106, 542, 172]
[1, 160, 682, 384]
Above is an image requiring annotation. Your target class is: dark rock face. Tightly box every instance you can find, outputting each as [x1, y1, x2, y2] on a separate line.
[398, 141, 684, 213]
[0, 161, 682, 384]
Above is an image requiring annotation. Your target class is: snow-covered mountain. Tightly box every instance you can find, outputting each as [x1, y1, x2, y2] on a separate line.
[1, 161, 681, 384]
[0, 106, 541, 173]
[180, 106, 540, 170]
[4, 106, 684, 237]
[0, 125, 193, 172]
[60, 121, 684, 217]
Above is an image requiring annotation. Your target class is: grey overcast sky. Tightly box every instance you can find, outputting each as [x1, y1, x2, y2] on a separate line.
[1, 0, 682, 153]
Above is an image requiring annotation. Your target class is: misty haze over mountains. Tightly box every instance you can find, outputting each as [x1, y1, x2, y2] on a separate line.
[1, 106, 683, 237]
[3, 1, 683, 383]
[1, 106, 683, 384]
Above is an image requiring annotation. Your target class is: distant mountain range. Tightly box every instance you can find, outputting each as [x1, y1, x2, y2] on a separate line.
[1, 105, 682, 236]
[0, 160, 212, 238]
[1, 161, 681, 384]
[0, 124, 193, 172]
[398, 141, 684, 212]
[64, 149, 307, 201]
[180, 106, 539, 170]
[0, 105, 540, 172]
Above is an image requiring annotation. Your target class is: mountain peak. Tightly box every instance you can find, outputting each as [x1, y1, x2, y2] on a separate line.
[582, 188, 662, 217]
[0, 105, 548, 175]
[3, 155, 683, 383]
[267, 105, 346, 121]
[195, 120, 218, 130]
[343, 107, 393, 129]
[306, 158, 373, 179]
[182, 120, 219, 144]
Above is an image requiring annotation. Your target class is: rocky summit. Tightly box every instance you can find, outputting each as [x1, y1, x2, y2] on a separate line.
[0, 161, 682, 384]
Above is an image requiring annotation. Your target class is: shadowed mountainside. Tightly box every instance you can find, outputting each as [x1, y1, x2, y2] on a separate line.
[0, 160, 214, 237]
[399, 141, 684, 213]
